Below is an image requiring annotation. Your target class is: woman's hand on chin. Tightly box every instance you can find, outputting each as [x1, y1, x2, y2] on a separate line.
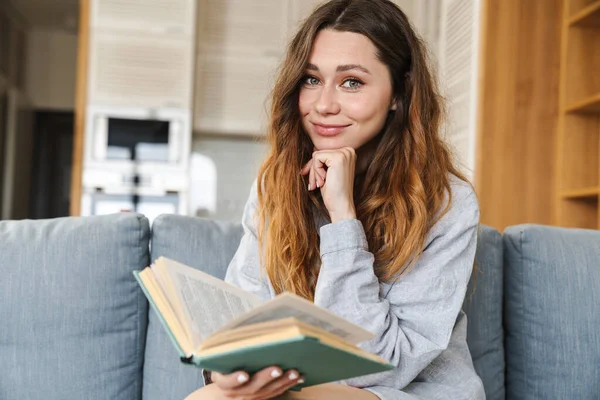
[300, 147, 357, 223]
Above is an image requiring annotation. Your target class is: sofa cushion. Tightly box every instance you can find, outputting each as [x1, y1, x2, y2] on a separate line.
[503, 224, 600, 399]
[0, 213, 150, 400]
[143, 215, 243, 400]
[462, 225, 505, 400]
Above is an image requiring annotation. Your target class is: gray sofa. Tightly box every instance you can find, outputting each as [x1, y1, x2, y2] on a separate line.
[1, 213, 598, 399]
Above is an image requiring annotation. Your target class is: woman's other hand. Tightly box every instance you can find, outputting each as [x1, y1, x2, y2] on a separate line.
[301, 147, 357, 223]
[211, 367, 304, 400]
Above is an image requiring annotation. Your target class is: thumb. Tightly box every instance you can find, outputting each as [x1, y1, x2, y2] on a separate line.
[212, 371, 250, 390]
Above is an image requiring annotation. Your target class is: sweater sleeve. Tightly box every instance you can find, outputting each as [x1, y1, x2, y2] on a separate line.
[224, 182, 273, 301]
[314, 183, 480, 390]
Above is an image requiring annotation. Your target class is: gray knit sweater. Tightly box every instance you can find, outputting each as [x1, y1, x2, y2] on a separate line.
[224, 176, 486, 400]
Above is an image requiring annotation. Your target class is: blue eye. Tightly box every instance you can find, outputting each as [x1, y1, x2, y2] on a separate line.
[342, 78, 363, 89]
[303, 76, 320, 86]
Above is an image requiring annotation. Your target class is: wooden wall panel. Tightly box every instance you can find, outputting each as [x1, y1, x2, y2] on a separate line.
[69, 0, 89, 216]
[475, 0, 562, 231]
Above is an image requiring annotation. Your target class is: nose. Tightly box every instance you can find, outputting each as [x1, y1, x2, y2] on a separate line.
[314, 85, 340, 115]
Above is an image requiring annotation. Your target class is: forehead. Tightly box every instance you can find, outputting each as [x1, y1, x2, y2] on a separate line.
[309, 29, 380, 66]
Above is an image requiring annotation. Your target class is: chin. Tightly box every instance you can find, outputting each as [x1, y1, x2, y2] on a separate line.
[311, 137, 353, 151]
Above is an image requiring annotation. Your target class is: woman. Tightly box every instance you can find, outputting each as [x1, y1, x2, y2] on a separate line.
[188, 0, 484, 399]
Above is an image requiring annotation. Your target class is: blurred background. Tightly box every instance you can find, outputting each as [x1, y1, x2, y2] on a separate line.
[0, 0, 597, 231]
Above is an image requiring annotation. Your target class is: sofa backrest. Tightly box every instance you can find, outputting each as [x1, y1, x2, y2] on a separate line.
[6, 211, 597, 400]
[503, 224, 600, 400]
[0, 213, 150, 400]
[463, 225, 505, 400]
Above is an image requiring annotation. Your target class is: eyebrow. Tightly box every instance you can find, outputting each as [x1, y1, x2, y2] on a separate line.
[306, 63, 371, 75]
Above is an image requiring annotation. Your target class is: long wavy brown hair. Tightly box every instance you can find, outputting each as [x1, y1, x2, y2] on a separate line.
[256, 0, 469, 301]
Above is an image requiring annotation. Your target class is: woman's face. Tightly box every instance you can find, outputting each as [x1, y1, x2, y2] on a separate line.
[299, 29, 396, 151]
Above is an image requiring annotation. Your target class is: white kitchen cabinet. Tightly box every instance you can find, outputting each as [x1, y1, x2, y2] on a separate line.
[193, 0, 326, 135]
[87, 0, 196, 109]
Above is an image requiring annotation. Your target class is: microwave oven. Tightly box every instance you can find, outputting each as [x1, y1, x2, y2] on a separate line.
[83, 106, 191, 174]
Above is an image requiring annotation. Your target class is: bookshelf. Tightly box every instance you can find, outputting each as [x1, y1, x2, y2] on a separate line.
[555, 0, 600, 229]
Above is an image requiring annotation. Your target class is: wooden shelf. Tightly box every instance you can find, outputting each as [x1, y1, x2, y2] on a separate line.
[561, 187, 600, 199]
[558, 195, 598, 229]
[565, 92, 600, 113]
[556, 0, 600, 229]
[569, 0, 600, 26]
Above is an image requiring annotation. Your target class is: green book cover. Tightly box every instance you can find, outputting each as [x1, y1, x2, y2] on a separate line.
[189, 335, 394, 389]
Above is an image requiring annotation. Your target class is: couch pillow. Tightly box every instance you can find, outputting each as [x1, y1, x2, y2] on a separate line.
[504, 224, 600, 399]
[143, 215, 243, 400]
[0, 213, 150, 400]
[462, 225, 505, 400]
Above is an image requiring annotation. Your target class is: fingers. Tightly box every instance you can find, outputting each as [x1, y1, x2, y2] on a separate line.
[308, 165, 326, 191]
[302, 147, 356, 192]
[301, 159, 323, 191]
[211, 370, 250, 391]
[260, 369, 305, 399]
[302, 158, 325, 191]
[217, 367, 303, 399]
[255, 366, 286, 390]
[300, 159, 312, 176]
[243, 368, 304, 399]
[244, 366, 287, 393]
[311, 158, 327, 190]
[313, 147, 355, 175]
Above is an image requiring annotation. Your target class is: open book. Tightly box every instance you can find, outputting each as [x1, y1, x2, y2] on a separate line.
[133, 257, 393, 389]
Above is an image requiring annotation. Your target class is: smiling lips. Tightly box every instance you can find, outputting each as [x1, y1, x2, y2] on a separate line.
[311, 122, 351, 137]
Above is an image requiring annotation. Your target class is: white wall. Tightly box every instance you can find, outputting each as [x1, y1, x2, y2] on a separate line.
[437, 0, 481, 181]
[25, 29, 77, 110]
[394, 0, 417, 20]
[192, 135, 267, 221]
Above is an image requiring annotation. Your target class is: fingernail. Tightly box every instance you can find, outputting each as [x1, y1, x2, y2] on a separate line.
[297, 378, 305, 384]
[271, 369, 282, 378]
[308, 184, 311, 191]
[237, 374, 248, 383]
[316, 181, 320, 188]
[289, 372, 298, 380]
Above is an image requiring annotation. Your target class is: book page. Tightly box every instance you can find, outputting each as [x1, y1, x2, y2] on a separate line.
[152, 261, 196, 344]
[136, 269, 194, 355]
[217, 293, 375, 344]
[200, 318, 388, 364]
[156, 257, 262, 347]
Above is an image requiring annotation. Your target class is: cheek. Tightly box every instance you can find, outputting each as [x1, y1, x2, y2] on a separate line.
[344, 95, 387, 124]
[298, 90, 313, 116]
